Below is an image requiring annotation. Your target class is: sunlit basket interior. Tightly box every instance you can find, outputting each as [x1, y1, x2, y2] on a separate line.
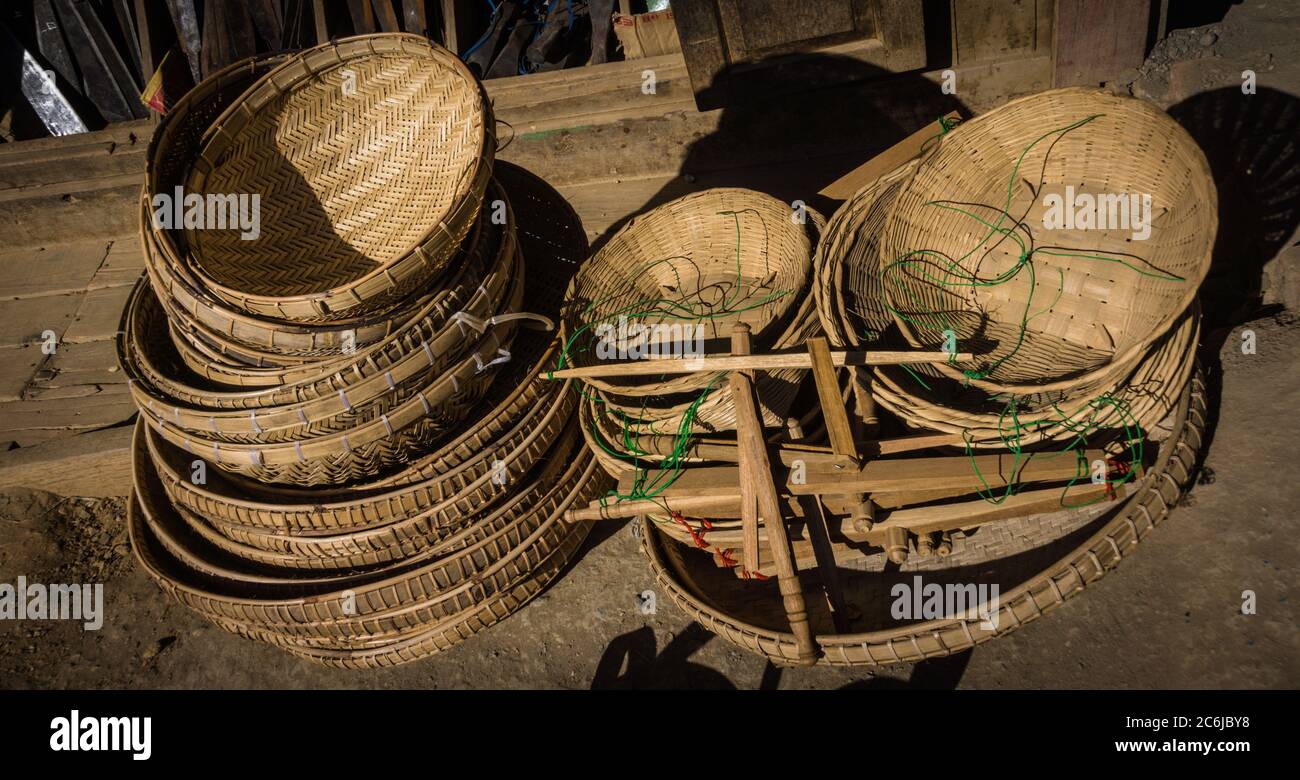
[184, 35, 491, 304]
[879, 87, 1215, 392]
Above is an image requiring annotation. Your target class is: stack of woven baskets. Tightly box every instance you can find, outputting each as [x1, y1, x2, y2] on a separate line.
[563, 188, 828, 478]
[119, 35, 605, 667]
[815, 88, 1214, 451]
[631, 88, 1218, 667]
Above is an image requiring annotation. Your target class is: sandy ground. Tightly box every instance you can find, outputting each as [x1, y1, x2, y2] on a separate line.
[2, 4, 1298, 689]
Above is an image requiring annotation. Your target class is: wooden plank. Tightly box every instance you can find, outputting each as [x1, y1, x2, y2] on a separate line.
[806, 336, 858, 463]
[0, 424, 133, 497]
[951, 0, 1042, 64]
[0, 172, 142, 249]
[0, 239, 113, 298]
[0, 384, 136, 447]
[0, 293, 85, 349]
[62, 285, 133, 345]
[1052, 0, 1149, 87]
[401, 0, 427, 36]
[730, 325, 761, 572]
[87, 236, 146, 290]
[346, 0, 377, 34]
[26, 339, 124, 397]
[820, 112, 960, 200]
[312, 0, 329, 44]
[618, 449, 1104, 500]
[440, 0, 457, 52]
[0, 345, 49, 401]
[371, 0, 401, 33]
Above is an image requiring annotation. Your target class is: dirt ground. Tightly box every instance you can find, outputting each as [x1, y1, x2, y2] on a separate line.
[2, 3, 1298, 689]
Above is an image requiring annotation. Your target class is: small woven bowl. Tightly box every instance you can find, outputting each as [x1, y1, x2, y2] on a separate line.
[561, 188, 819, 397]
[879, 87, 1215, 395]
[183, 34, 493, 322]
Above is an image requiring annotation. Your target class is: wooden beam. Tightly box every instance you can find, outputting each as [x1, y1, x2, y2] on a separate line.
[440, 0, 458, 52]
[614, 449, 1104, 502]
[544, 350, 974, 379]
[0, 425, 133, 497]
[729, 324, 818, 664]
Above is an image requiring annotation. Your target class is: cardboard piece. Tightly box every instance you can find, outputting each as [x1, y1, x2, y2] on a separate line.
[818, 111, 962, 201]
[613, 11, 682, 59]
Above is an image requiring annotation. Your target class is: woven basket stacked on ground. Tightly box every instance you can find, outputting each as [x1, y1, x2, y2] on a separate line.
[120, 38, 607, 667]
[815, 88, 1215, 449]
[562, 188, 825, 478]
[622, 89, 1216, 668]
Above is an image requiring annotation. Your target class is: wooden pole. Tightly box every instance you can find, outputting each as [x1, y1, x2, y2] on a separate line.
[730, 327, 761, 572]
[730, 324, 818, 665]
[542, 350, 976, 379]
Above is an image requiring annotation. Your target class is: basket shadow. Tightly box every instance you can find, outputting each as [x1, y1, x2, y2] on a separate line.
[589, 623, 737, 690]
[588, 53, 968, 255]
[1167, 85, 1300, 480]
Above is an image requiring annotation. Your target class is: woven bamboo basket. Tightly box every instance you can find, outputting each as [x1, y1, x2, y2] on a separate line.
[640, 365, 1208, 666]
[561, 188, 821, 396]
[869, 301, 1199, 449]
[156, 418, 586, 569]
[123, 201, 500, 405]
[181, 34, 493, 322]
[141, 254, 522, 486]
[815, 156, 1201, 446]
[128, 418, 604, 663]
[141, 52, 436, 361]
[142, 199, 437, 362]
[876, 88, 1214, 395]
[587, 286, 824, 436]
[125, 204, 517, 443]
[148, 336, 573, 536]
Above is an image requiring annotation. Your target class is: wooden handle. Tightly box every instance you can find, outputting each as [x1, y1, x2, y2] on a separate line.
[729, 324, 819, 665]
[730, 327, 762, 573]
[542, 350, 977, 379]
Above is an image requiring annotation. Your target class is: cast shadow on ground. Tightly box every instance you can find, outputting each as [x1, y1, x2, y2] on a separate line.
[590, 53, 967, 254]
[588, 623, 974, 690]
[1167, 85, 1300, 481]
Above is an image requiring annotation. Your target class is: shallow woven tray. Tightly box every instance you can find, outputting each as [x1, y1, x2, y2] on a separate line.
[128, 419, 605, 666]
[141, 52, 434, 360]
[182, 34, 493, 321]
[641, 364, 1207, 666]
[561, 188, 821, 398]
[878, 88, 1215, 395]
[142, 251, 523, 485]
[126, 202, 516, 443]
[870, 300, 1200, 449]
[124, 202, 499, 405]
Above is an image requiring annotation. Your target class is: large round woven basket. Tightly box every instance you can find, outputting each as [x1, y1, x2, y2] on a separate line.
[561, 188, 821, 397]
[641, 366, 1208, 666]
[182, 34, 494, 321]
[878, 88, 1215, 395]
[122, 193, 514, 438]
[128, 417, 603, 668]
